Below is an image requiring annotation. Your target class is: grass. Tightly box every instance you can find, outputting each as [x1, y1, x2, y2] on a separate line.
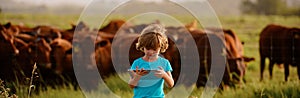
[1, 13, 300, 98]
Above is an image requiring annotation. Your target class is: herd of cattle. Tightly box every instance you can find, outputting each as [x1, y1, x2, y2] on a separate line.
[0, 19, 299, 92]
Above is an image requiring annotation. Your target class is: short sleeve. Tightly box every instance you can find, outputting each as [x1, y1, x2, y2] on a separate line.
[164, 60, 173, 72]
[130, 60, 138, 70]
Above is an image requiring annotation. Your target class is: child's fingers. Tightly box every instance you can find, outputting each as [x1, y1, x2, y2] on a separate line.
[154, 72, 163, 78]
[130, 70, 135, 75]
[158, 66, 164, 71]
[135, 66, 139, 72]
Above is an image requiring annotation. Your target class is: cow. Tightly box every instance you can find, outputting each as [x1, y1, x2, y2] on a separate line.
[0, 25, 54, 93]
[259, 24, 300, 81]
[2, 22, 20, 36]
[71, 26, 117, 91]
[167, 27, 227, 88]
[50, 38, 78, 90]
[60, 21, 90, 43]
[32, 25, 62, 43]
[207, 28, 255, 83]
[99, 19, 128, 35]
[0, 24, 20, 83]
[94, 31, 115, 78]
[167, 23, 255, 89]
[15, 37, 55, 92]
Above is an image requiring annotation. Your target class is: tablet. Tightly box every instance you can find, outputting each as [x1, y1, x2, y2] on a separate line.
[127, 69, 157, 72]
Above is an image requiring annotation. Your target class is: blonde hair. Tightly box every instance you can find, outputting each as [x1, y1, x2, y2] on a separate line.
[136, 24, 168, 53]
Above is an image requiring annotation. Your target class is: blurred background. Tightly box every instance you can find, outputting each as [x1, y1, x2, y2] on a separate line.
[0, 0, 300, 98]
[1, 0, 300, 15]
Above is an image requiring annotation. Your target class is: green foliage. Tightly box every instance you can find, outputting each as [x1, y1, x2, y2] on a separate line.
[29, 87, 85, 98]
[241, 0, 300, 16]
[0, 13, 80, 29]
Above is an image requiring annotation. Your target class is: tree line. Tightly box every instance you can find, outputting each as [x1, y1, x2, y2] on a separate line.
[241, 0, 300, 16]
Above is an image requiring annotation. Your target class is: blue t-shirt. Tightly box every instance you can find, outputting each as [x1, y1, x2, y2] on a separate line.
[130, 56, 173, 98]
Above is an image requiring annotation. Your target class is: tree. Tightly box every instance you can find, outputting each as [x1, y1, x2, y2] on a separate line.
[241, 0, 289, 15]
[240, 0, 257, 14]
[256, 0, 284, 15]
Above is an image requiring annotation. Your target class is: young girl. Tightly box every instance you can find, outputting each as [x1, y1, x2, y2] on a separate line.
[128, 24, 174, 98]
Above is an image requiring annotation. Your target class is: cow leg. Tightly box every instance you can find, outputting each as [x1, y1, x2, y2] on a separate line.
[297, 65, 300, 80]
[268, 61, 275, 80]
[284, 63, 289, 81]
[260, 56, 266, 81]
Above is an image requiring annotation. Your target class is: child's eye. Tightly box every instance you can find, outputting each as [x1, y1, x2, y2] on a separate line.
[145, 48, 154, 50]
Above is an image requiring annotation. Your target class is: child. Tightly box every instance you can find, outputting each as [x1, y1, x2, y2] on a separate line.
[128, 24, 174, 98]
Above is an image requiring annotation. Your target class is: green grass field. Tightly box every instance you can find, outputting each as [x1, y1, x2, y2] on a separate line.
[1, 13, 300, 98]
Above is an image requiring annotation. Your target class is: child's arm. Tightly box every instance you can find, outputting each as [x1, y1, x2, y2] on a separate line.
[128, 73, 142, 88]
[155, 67, 174, 88]
[162, 71, 174, 88]
[128, 67, 148, 88]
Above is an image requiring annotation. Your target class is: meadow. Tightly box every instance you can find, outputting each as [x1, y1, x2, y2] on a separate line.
[1, 13, 300, 98]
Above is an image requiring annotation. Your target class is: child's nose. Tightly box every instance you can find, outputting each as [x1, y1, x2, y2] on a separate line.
[151, 51, 156, 54]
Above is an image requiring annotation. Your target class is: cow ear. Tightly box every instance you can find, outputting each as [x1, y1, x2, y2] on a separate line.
[294, 33, 300, 39]
[291, 29, 300, 39]
[96, 40, 108, 48]
[4, 22, 12, 29]
[28, 47, 32, 53]
[243, 56, 255, 62]
[66, 48, 72, 54]
[50, 41, 59, 47]
[241, 41, 245, 45]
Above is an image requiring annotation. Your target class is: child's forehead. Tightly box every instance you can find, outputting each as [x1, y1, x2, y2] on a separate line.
[144, 47, 160, 50]
[142, 32, 157, 36]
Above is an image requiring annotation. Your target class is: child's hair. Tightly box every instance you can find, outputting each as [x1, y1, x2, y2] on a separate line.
[136, 24, 168, 53]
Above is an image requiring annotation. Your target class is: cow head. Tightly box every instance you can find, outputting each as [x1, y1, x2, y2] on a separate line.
[3, 22, 20, 35]
[28, 38, 52, 68]
[95, 37, 112, 68]
[0, 25, 19, 56]
[291, 27, 300, 64]
[34, 26, 62, 43]
[291, 27, 300, 40]
[99, 19, 127, 35]
[223, 32, 247, 84]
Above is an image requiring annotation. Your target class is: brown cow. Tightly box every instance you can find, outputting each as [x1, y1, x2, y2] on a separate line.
[168, 27, 227, 88]
[16, 37, 55, 90]
[50, 38, 78, 89]
[0, 24, 20, 83]
[50, 38, 72, 74]
[167, 24, 254, 89]
[207, 28, 255, 83]
[2, 22, 20, 35]
[33, 25, 62, 43]
[94, 31, 115, 78]
[1, 35, 54, 93]
[260, 24, 300, 81]
[99, 19, 128, 35]
[71, 28, 116, 91]
[60, 21, 90, 43]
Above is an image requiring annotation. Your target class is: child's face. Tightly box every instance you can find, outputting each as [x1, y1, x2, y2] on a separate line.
[143, 47, 160, 58]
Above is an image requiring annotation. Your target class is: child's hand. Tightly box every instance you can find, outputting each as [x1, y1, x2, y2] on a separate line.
[131, 66, 149, 77]
[155, 66, 167, 78]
